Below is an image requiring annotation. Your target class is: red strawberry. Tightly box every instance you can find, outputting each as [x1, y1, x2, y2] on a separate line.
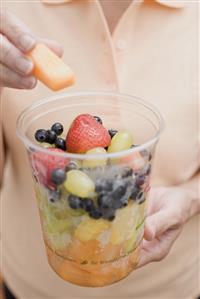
[30, 148, 69, 189]
[66, 114, 111, 153]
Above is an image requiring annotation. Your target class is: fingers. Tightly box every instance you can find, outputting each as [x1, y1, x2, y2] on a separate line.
[0, 64, 37, 89]
[144, 210, 170, 241]
[0, 11, 63, 56]
[0, 10, 63, 89]
[39, 38, 64, 57]
[0, 34, 34, 75]
[137, 228, 181, 268]
[144, 208, 181, 241]
[146, 187, 167, 216]
[0, 10, 36, 52]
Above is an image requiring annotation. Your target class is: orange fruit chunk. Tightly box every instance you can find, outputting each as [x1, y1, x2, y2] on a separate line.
[28, 43, 75, 91]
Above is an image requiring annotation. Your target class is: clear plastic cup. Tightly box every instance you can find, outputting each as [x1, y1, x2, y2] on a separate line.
[17, 92, 164, 287]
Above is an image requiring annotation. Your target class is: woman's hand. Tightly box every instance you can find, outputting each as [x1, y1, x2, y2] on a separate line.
[0, 10, 63, 89]
[137, 186, 199, 268]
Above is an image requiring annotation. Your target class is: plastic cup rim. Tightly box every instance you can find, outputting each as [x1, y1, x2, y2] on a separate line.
[16, 91, 165, 160]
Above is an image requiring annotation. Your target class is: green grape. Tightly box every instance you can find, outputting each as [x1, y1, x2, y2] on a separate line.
[108, 130, 133, 153]
[82, 147, 107, 168]
[64, 170, 95, 198]
[43, 206, 70, 234]
[46, 216, 71, 234]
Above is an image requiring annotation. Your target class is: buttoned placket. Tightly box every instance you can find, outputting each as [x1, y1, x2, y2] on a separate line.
[41, 0, 135, 91]
[97, 0, 140, 91]
[90, 0, 138, 91]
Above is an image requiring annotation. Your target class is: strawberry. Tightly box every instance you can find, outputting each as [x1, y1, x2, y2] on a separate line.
[30, 148, 68, 189]
[66, 114, 111, 153]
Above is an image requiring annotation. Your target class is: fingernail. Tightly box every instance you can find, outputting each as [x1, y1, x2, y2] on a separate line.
[21, 76, 37, 89]
[16, 57, 33, 74]
[19, 34, 36, 51]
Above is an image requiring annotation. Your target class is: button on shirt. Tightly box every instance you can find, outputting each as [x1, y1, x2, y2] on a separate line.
[1, 1, 199, 298]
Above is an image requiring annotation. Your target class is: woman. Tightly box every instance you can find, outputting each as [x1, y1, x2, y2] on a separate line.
[0, 1, 199, 298]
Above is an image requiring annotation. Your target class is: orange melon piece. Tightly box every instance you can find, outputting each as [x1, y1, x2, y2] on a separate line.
[46, 242, 140, 287]
[68, 238, 100, 263]
[28, 43, 75, 91]
[46, 240, 140, 287]
[68, 236, 124, 264]
[98, 242, 123, 262]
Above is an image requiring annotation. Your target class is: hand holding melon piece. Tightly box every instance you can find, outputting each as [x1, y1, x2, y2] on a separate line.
[28, 43, 75, 91]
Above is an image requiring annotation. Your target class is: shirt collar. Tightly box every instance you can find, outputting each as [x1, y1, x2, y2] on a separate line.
[42, 0, 187, 8]
[42, 0, 72, 4]
[155, 0, 187, 8]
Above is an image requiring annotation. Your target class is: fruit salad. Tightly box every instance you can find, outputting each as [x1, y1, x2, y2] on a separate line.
[30, 114, 152, 287]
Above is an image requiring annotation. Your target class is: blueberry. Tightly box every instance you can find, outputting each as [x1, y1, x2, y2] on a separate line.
[101, 208, 116, 221]
[108, 129, 118, 138]
[51, 168, 66, 185]
[121, 199, 128, 207]
[93, 116, 103, 125]
[136, 191, 146, 204]
[97, 195, 111, 209]
[120, 167, 133, 178]
[49, 189, 61, 203]
[112, 183, 126, 200]
[95, 182, 104, 193]
[65, 161, 78, 172]
[55, 137, 66, 150]
[112, 193, 129, 209]
[120, 195, 129, 207]
[35, 129, 47, 142]
[82, 198, 95, 212]
[89, 208, 102, 219]
[130, 186, 140, 200]
[51, 123, 64, 136]
[136, 174, 146, 187]
[95, 179, 113, 193]
[112, 199, 123, 209]
[68, 195, 83, 209]
[108, 215, 115, 221]
[46, 130, 57, 144]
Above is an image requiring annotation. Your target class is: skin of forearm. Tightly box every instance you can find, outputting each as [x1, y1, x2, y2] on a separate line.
[179, 173, 200, 219]
[0, 124, 5, 187]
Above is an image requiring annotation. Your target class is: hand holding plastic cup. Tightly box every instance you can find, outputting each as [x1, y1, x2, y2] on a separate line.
[17, 92, 164, 287]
